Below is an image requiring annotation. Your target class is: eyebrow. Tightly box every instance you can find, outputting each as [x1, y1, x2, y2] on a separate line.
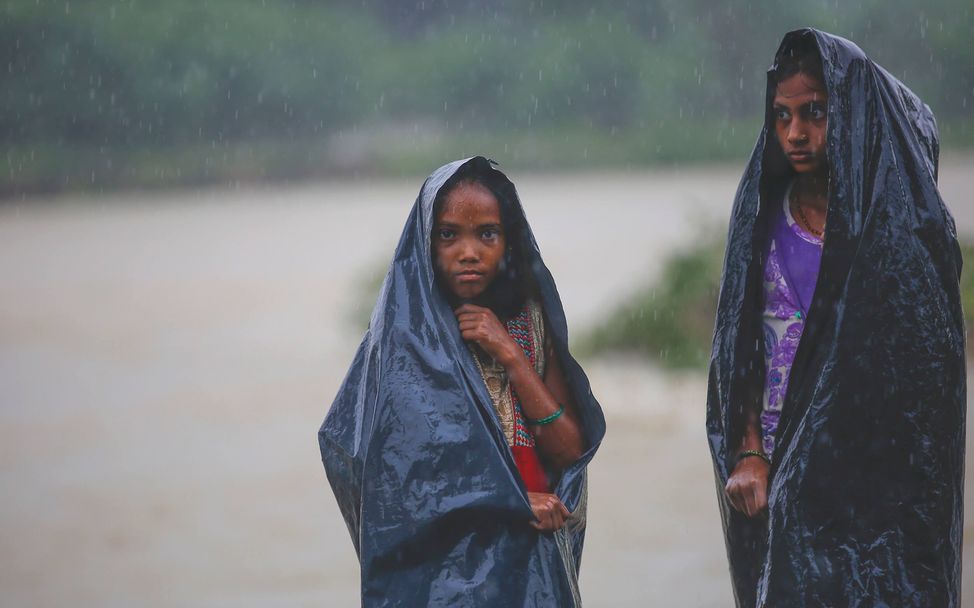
[434, 221, 502, 229]
[772, 100, 826, 110]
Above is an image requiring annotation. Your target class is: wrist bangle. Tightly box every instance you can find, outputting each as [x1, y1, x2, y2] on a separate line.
[526, 404, 564, 426]
[737, 449, 771, 465]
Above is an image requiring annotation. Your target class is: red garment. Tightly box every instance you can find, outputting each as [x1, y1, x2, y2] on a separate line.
[511, 445, 550, 493]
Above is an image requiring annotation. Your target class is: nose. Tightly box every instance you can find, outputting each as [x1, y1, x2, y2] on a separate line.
[787, 119, 808, 145]
[458, 238, 480, 263]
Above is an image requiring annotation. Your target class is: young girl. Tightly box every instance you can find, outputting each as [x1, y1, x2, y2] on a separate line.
[707, 29, 964, 606]
[725, 33, 830, 523]
[320, 157, 605, 606]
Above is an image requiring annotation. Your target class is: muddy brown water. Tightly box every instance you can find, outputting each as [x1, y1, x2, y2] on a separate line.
[1, 156, 972, 606]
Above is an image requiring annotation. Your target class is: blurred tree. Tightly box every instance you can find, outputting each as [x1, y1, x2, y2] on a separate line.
[0, 0, 969, 192]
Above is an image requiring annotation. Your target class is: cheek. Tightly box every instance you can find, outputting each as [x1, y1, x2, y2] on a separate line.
[482, 247, 504, 276]
[432, 244, 450, 273]
[774, 123, 788, 145]
[814, 121, 828, 142]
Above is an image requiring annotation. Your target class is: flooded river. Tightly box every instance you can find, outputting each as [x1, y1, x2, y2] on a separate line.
[1, 156, 972, 606]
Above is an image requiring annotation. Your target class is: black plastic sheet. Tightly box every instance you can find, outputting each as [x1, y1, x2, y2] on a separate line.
[320, 157, 605, 606]
[707, 29, 965, 607]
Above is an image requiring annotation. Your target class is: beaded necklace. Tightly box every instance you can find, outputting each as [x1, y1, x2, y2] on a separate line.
[792, 188, 825, 238]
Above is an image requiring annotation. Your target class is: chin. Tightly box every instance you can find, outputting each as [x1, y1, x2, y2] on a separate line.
[452, 286, 485, 301]
[792, 158, 827, 175]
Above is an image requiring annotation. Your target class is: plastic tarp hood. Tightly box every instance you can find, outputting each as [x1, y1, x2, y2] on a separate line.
[320, 157, 606, 606]
[706, 28, 965, 607]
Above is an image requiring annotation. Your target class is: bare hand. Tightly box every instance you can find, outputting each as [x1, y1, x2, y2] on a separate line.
[528, 491, 570, 531]
[455, 304, 518, 364]
[725, 456, 769, 518]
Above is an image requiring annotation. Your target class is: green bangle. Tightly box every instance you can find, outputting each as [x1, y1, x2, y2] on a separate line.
[526, 405, 564, 426]
[737, 449, 771, 465]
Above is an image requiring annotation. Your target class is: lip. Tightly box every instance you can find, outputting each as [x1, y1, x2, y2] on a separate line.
[455, 270, 485, 282]
[787, 151, 814, 162]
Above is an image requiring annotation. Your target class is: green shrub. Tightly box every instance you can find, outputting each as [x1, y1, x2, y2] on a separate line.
[958, 242, 974, 338]
[584, 236, 974, 371]
[580, 238, 725, 370]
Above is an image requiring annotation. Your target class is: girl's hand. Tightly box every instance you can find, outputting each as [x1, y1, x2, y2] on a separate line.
[454, 304, 519, 365]
[527, 491, 570, 531]
[725, 456, 769, 518]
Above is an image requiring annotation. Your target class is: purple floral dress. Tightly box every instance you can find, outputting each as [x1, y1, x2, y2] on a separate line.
[761, 185, 823, 457]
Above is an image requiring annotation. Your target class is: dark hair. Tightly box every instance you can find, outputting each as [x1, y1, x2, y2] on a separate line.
[432, 165, 536, 320]
[771, 36, 825, 87]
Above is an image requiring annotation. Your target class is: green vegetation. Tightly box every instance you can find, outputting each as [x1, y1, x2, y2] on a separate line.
[579, 237, 724, 369]
[3, 1, 972, 195]
[959, 243, 974, 341]
[586, 237, 974, 371]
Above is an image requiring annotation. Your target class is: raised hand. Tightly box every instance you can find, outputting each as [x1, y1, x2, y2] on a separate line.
[454, 303, 519, 365]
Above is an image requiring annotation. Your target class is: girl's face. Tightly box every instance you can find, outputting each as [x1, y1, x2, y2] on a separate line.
[432, 181, 506, 301]
[773, 72, 829, 175]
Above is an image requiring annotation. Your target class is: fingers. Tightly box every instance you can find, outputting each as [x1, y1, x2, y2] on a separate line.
[456, 309, 490, 339]
[743, 486, 758, 517]
[552, 498, 567, 528]
[457, 320, 482, 332]
[454, 306, 499, 328]
[752, 479, 768, 515]
[454, 308, 488, 325]
[529, 493, 568, 532]
[726, 457, 770, 518]
[456, 308, 510, 358]
[725, 478, 769, 518]
[742, 472, 768, 517]
[725, 480, 745, 513]
[458, 325, 488, 344]
[540, 508, 557, 531]
[456, 316, 491, 334]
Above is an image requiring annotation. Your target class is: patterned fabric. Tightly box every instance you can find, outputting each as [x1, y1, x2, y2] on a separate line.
[507, 305, 542, 447]
[760, 186, 823, 457]
[471, 300, 546, 448]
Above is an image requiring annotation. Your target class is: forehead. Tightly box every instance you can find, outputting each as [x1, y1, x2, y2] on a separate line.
[774, 72, 828, 105]
[437, 182, 501, 222]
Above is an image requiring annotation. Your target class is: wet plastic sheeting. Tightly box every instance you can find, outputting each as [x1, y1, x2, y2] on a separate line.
[319, 157, 606, 606]
[707, 29, 965, 607]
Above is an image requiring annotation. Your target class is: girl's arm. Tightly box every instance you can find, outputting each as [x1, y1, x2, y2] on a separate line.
[504, 333, 585, 470]
[724, 406, 769, 517]
[454, 304, 585, 471]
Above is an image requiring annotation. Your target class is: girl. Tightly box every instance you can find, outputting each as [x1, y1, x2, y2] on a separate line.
[320, 157, 605, 606]
[707, 29, 965, 607]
